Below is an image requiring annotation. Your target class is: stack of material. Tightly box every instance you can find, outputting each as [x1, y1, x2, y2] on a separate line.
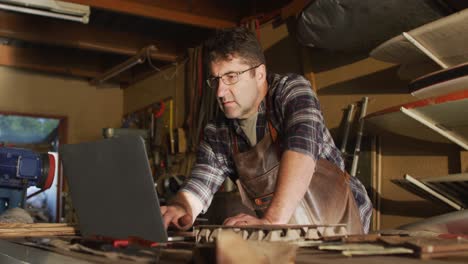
[0, 223, 77, 238]
[380, 235, 468, 259]
[194, 224, 347, 244]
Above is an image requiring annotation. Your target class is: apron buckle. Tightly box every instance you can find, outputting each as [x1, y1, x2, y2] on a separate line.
[254, 193, 273, 206]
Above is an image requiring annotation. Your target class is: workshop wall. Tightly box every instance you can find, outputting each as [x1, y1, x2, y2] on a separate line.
[259, 24, 457, 230]
[123, 64, 186, 128]
[0, 66, 123, 144]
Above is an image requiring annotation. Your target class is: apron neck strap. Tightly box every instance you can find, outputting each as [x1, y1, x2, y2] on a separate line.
[264, 93, 278, 143]
[231, 95, 278, 154]
[232, 129, 239, 154]
[268, 121, 278, 143]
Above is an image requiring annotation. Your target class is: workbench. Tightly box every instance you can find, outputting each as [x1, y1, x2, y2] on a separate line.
[1, 223, 467, 263]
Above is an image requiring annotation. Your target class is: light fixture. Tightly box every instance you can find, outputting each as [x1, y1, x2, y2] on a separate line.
[90, 45, 158, 86]
[0, 0, 90, 24]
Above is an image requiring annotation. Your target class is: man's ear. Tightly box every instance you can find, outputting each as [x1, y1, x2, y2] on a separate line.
[256, 64, 267, 82]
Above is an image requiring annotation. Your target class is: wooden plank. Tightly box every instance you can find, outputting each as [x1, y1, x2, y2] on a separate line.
[462, 151, 468, 173]
[0, 223, 71, 228]
[0, 223, 78, 238]
[0, 44, 132, 82]
[0, 231, 76, 238]
[63, 0, 237, 28]
[304, 72, 317, 93]
[0, 10, 180, 62]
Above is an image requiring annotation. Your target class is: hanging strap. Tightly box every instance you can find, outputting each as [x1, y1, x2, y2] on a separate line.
[232, 129, 240, 154]
[232, 96, 279, 154]
[268, 120, 277, 143]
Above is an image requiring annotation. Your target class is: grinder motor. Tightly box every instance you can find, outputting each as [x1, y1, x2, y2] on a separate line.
[0, 147, 57, 214]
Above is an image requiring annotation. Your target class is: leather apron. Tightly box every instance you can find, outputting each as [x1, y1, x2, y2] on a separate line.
[232, 121, 364, 235]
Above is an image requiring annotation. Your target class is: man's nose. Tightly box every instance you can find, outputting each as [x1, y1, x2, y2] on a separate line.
[216, 81, 229, 98]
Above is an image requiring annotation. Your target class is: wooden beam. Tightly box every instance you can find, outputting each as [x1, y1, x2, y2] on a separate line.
[63, 0, 237, 28]
[0, 223, 77, 238]
[0, 44, 132, 82]
[461, 151, 468, 173]
[0, 10, 180, 62]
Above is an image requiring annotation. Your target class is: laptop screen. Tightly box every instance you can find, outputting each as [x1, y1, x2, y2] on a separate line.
[60, 135, 168, 243]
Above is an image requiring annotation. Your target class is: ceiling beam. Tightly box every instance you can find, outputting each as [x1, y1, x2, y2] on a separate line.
[0, 10, 180, 62]
[63, 0, 237, 28]
[0, 44, 132, 83]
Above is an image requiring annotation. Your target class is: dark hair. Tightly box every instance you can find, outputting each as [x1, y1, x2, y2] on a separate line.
[203, 27, 265, 69]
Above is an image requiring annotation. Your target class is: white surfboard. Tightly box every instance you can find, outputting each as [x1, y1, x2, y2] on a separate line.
[370, 9, 468, 67]
[365, 90, 468, 149]
[410, 63, 468, 99]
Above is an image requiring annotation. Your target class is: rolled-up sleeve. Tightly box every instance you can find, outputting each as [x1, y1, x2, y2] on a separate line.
[278, 76, 325, 160]
[180, 123, 231, 212]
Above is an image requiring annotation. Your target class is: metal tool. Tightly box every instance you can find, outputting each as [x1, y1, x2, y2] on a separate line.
[340, 103, 356, 154]
[350, 97, 369, 177]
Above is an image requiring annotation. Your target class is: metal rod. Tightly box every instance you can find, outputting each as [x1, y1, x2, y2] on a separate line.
[400, 107, 468, 150]
[402, 32, 448, 69]
[373, 136, 382, 231]
[169, 99, 175, 154]
[340, 104, 355, 153]
[350, 97, 369, 177]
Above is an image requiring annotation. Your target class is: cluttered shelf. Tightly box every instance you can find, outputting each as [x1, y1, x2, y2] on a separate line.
[366, 7, 468, 150]
[364, 6, 468, 235]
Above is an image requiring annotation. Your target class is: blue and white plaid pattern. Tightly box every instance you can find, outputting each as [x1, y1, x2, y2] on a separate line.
[181, 73, 372, 232]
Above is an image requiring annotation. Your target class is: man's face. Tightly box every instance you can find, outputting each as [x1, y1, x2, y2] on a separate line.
[210, 57, 263, 119]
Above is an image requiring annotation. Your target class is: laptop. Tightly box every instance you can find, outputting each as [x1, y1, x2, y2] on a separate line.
[59, 135, 168, 243]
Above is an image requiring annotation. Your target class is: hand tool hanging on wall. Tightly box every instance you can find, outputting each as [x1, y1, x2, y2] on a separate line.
[350, 97, 369, 177]
[340, 103, 356, 154]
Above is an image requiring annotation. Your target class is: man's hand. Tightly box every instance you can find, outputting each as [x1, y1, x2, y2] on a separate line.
[223, 213, 272, 226]
[161, 205, 193, 231]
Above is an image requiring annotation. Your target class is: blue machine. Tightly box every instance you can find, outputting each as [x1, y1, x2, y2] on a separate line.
[0, 147, 56, 214]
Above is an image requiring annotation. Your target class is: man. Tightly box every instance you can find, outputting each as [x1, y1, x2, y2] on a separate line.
[161, 27, 372, 233]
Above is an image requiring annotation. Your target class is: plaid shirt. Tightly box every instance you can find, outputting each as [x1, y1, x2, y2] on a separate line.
[181, 73, 372, 232]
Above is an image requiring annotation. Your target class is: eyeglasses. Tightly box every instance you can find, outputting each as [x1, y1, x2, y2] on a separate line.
[206, 64, 262, 89]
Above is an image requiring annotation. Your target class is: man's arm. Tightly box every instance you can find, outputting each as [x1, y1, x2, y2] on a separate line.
[263, 150, 315, 224]
[262, 75, 321, 224]
[165, 121, 233, 230]
[224, 150, 315, 225]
